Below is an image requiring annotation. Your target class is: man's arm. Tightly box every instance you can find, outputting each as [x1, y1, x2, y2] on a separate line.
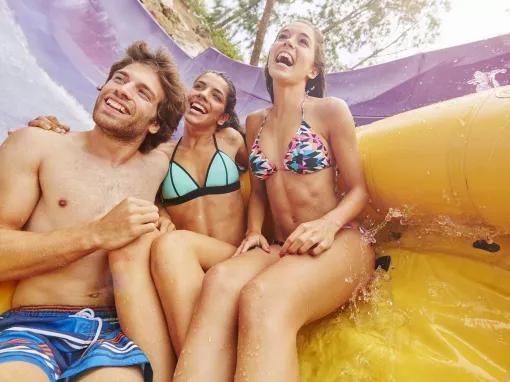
[0, 129, 159, 281]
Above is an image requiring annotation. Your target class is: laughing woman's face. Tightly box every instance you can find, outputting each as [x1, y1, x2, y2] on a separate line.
[185, 72, 229, 128]
[267, 22, 318, 86]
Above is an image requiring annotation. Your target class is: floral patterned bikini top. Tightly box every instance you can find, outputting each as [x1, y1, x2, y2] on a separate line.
[249, 99, 332, 180]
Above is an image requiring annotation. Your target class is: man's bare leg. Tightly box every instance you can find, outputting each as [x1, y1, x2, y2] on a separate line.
[0, 362, 49, 382]
[151, 230, 236, 355]
[109, 232, 174, 382]
[74, 365, 144, 382]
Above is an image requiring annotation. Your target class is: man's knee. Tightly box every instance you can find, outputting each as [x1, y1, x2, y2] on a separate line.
[74, 365, 144, 382]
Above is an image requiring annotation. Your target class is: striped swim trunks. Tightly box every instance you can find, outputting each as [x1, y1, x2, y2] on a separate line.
[0, 305, 148, 381]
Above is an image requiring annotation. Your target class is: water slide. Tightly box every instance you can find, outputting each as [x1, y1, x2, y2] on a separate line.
[1, 0, 510, 138]
[1, 0, 510, 381]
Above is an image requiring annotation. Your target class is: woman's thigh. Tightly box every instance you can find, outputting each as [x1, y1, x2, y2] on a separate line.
[154, 230, 238, 270]
[250, 227, 374, 327]
[202, 245, 281, 291]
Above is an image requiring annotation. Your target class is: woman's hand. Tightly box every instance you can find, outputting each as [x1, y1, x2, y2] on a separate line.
[157, 215, 176, 234]
[233, 231, 270, 256]
[27, 116, 70, 134]
[280, 217, 338, 257]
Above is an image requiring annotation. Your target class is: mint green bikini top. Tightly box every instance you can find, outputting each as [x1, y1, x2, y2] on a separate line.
[160, 134, 240, 206]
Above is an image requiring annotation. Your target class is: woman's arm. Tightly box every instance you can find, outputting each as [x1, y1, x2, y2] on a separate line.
[234, 112, 270, 255]
[235, 132, 249, 169]
[157, 204, 176, 233]
[320, 97, 369, 229]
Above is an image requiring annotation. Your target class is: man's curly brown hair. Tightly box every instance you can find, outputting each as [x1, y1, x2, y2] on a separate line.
[103, 41, 186, 153]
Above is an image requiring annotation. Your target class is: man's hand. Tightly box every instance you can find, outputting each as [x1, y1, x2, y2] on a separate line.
[27, 115, 70, 134]
[91, 197, 159, 250]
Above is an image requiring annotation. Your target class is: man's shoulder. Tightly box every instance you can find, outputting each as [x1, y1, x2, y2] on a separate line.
[1, 127, 68, 157]
[7, 126, 57, 142]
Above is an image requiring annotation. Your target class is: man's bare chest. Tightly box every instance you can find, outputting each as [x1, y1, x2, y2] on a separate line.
[36, 153, 163, 223]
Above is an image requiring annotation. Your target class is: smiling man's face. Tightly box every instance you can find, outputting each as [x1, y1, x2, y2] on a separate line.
[93, 62, 164, 141]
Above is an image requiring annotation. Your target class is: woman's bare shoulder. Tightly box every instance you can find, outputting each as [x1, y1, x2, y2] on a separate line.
[154, 140, 178, 160]
[245, 108, 269, 134]
[313, 96, 349, 114]
[217, 127, 244, 146]
[313, 97, 354, 133]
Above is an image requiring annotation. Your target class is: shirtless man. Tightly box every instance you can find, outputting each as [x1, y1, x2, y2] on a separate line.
[0, 42, 185, 382]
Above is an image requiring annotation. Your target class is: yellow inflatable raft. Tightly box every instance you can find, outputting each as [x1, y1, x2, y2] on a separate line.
[1, 86, 509, 381]
[297, 86, 510, 382]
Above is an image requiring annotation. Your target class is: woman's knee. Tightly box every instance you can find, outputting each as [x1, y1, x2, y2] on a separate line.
[150, 230, 195, 273]
[238, 278, 294, 332]
[201, 263, 246, 301]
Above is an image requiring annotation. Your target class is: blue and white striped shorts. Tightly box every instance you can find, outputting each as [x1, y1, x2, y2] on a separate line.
[0, 306, 149, 381]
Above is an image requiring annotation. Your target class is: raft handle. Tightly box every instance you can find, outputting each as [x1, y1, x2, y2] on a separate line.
[472, 239, 500, 253]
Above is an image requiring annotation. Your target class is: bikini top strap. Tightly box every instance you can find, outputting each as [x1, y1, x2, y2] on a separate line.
[256, 109, 270, 138]
[300, 95, 307, 121]
[212, 133, 219, 150]
[170, 137, 182, 162]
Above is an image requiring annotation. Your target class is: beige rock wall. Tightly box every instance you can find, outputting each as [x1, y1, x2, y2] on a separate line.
[140, 0, 212, 56]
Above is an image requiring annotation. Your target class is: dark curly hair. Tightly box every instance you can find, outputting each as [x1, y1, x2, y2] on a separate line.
[103, 41, 186, 153]
[265, 20, 326, 102]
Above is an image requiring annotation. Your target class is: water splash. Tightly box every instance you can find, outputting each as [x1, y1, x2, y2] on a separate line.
[346, 268, 395, 321]
[361, 205, 503, 245]
[361, 207, 411, 245]
[467, 69, 507, 92]
[411, 214, 502, 243]
[299, 268, 403, 382]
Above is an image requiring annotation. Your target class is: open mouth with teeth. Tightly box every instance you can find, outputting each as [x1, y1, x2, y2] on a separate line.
[275, 52, 294, 67]
[105, 97, 129, 115]
[190, 102, 207, 114]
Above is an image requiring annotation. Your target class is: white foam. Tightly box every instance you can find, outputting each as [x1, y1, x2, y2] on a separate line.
[0, 0, 93, 142]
